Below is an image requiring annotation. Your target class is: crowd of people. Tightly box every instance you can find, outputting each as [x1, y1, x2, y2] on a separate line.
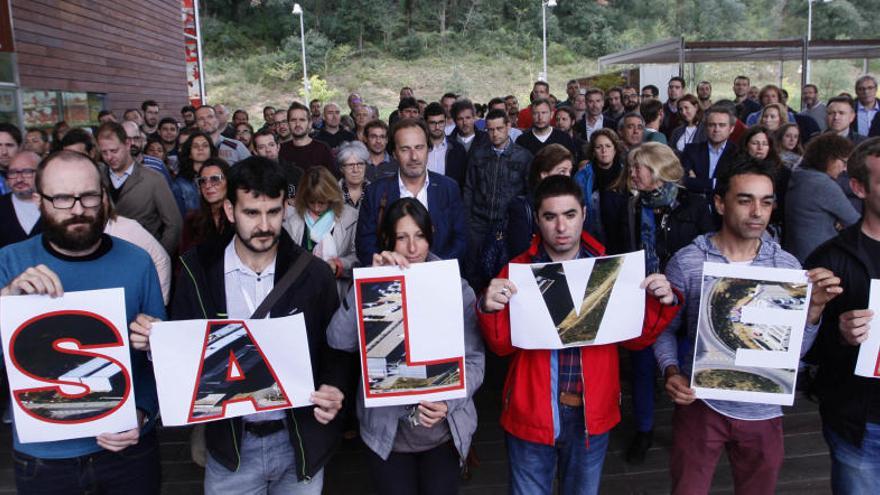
[0, 72, 880, 495]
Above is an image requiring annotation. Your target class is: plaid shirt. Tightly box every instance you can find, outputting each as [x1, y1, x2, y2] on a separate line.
[533, 245, 592, 396]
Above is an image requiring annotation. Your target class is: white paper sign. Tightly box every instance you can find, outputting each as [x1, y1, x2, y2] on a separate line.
[0, 288, 138, 443]
[352, 259, 467, 407]
[149, 315, 315, 425]
[507, 251, 646, 349]
[855, 280, 880, 378]
[691, 262, 812, 405]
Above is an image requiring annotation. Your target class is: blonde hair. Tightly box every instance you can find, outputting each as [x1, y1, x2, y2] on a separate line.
[623, 142, 684, 191]
[293, 166, 344, 217]
[759, 103, 790, 126]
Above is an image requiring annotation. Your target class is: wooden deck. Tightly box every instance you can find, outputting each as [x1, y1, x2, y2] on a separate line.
[0, 352, 834, 494]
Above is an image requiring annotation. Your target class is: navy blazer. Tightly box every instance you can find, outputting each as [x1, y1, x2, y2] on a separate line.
[355, 171, 468, 266]
[680, 141, 739, 196]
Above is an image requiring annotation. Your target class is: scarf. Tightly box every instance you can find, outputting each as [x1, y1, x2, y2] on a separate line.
[305, 209, 336, 258]
[639, 182, 679, 274]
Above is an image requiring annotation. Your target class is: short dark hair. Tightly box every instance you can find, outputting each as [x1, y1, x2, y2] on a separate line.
[25, 127, 48, 143]
[607, 86, 623, 97]
[487, 97, 506, 109]
[60, 128, 94, 153]
[485, 108, 509, 124]
[556, 106, 576, 121]
[97, 110, 113, 119]
[398, 97, 419, 112]
[96, 122, 127, 144]
[141, 100, 159, 112]
[451, 98, 475, 120]
[226, 156, 288, 205]
[801, 133, 855, 173]
[423, 102, 446, 119]
[441, 92, 458, 101]
[287, 101, 310, 119]
[253, 128, 277, 143]
[181, 105, 196, 115]
[533, 81, 550, 92]
[803, 83, 819, 92]
[704, 104, 736, 126]
[849, 137, 880, 192]
[827, 95, 855, 111]
[669, 76, 686, 87]
[531, 97, 552, 111]
[378, 198, 434, 252]
[0, 123, 22, 146]
[158, 117, 178, 129]
[640, 99, 663, 124]
[389, 118, 429, 150]
[713, 158, 776, 199]
[364, 119, 389, 137]
[533, 174, 584, 213]
[642, 85, 659, 97]
[734, 75, 750, 84]
[263, 105, 275, 113]
[232, 109, 248, 120]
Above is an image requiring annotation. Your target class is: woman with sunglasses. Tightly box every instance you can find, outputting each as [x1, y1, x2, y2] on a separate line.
[180, 158, 232, 255]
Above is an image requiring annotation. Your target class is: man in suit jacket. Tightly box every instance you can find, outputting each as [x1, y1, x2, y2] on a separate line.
[97, 122, 182, 255]
[681, 107, 739, 196]
[425, 102, 469, 187]
[0, 151, 41, 248]
[356, 118, 468, 266]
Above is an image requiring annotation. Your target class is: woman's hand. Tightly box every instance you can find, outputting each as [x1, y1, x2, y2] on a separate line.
[372, 251, 411, 268]
[417, 401, 448, 428]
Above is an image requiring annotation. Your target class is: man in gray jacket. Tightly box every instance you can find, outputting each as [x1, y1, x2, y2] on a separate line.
[655, 160, 842, 494]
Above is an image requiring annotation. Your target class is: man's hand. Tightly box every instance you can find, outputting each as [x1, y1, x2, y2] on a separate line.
[664, 366, 696, 405]
[481, 278, 517, 313]
[372, 251, 411, 268]
[311, 384, 344, 424]
[129, 314, 162, 351]
[642, 273, 675, 306]
[417, 401, 448, 428]
[0, 265, 64, 298]
[97, 410, 144, 452]
[839, 309, 873, 346]
[805, 267, 843, 325]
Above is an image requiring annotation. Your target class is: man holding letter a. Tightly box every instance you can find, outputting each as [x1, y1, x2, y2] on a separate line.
[129, 157, 350, 494]
[656, 159, 842, 495]
[806, 138, 880, 492]
[0, 150, 164, 494]
[478, 175, 681, 495]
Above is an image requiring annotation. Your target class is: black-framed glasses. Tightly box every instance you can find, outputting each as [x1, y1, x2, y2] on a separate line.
[7, 169, 36, 179]
[40, 192, 103, 209]
[196, 174, 225, 187]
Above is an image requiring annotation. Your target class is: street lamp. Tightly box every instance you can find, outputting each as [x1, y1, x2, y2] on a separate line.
[292, 3, 310, 102]
[541, 0, 557, 82]
[805, 0, 832, 84]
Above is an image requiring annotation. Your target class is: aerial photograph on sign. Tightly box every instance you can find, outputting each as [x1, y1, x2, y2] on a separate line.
[358, 279, 462, 396]
[693, 274, 807, 396]
[532, 256, 624, 346]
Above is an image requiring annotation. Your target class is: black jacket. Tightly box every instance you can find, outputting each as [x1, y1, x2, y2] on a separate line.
[440, 137, 470, 188]
[172, 232, 350, 479]
[600, 187, 715, 270]
[680, 141, 739, 196]
[805, 223, 880, 448]
[515, 128, 578, 159]
[0, 193, 41, 249]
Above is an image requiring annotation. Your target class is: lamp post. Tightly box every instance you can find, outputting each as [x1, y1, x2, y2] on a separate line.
[292, 3, 310, 102]
[805, 0, 832, 84]
[541, 0, 557, 82]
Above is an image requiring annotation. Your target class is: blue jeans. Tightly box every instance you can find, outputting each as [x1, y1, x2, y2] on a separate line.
[506, 405, 609, 495]
[13, 430, 161, 495]
[823, 421, 880, 494]
[630, 347, 656, 432]
[205, 428, 324, 495]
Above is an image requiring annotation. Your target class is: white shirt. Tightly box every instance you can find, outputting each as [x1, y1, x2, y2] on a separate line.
[427, 138, 448, 176]
[11, 195, 39, 234]
[109, 162, 135, 189]
[533, 128, 553, 143]
[584, 114, 604, 141]
[223, 239, 285, 422]
[398, 172, 430, 210]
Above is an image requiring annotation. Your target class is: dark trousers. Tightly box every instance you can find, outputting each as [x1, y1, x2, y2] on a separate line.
[366, 441, 461, 495]
[670, 400, 783, 495]
[13, 430, 161, 495]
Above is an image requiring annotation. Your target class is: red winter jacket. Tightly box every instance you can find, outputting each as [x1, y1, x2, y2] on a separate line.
[477, 232, 681, 445]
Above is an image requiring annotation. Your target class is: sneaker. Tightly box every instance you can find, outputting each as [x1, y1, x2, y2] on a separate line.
[625, 430, 653, 465]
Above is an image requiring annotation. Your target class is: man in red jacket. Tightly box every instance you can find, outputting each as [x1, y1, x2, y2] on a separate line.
[478, 175, 681, 495]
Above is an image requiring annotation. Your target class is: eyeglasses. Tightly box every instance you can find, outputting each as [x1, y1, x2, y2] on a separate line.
[196, 174, 225, 187]
[342, 161, 366, 169]
[7, 169, 36, 179]
[40, 192, 103, 209]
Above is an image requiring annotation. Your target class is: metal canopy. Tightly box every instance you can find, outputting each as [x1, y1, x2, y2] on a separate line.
[598, 37, 880, 68]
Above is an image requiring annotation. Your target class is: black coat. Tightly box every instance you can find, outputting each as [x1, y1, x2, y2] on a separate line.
[172, 232, 350, 479]
[600, 187, 715, 270]
[441, 137, 470, 188]
[805, 223, 880, 448]
[0, 193, 41, 249]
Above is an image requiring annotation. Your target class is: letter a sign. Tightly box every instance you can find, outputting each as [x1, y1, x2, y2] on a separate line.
[0, 289, 138, 443]
[149, 315, 316, 426]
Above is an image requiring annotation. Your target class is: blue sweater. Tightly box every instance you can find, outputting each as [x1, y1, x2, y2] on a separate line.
[0, 235, 165, 459]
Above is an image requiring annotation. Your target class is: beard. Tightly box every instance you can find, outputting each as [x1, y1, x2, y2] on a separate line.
[42, 207, 107, 252]
[239, 229, 280, 253]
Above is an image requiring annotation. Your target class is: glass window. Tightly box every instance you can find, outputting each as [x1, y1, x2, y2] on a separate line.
[0, 52, 14, 84]
[23, 90, 59, 128]
[62, 92, 90, 127]
[0, 88, 17, 124]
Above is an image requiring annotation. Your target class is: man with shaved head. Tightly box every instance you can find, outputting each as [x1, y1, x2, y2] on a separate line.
[314, 102, 356, 150]
[0, 151, 42, 248]
[0, 150, 165, 494]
